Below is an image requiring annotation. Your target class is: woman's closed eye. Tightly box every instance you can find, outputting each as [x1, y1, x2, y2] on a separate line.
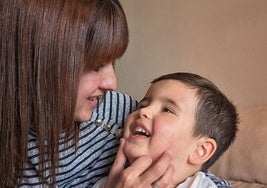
[94, 64, 105, 72]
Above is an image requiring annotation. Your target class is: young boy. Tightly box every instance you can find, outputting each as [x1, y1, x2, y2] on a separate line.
[94, 72, 238, 188]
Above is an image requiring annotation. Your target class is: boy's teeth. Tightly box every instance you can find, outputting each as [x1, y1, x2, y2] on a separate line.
[134, 127, 150, 137]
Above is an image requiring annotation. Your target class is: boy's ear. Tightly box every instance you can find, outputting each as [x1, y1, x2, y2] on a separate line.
[188, 138, 217, 165]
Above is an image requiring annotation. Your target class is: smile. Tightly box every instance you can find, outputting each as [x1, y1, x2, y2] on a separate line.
[134, 127, 151, 137]
[88, 97, 98, 101]
[88, 95, 102, 101]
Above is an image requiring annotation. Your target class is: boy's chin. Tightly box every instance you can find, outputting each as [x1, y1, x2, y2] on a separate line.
[123, 144, 165, 165]
[124, 154, 137, 165]
[124, 152, 145, 165]
[126, 153, 162, 166]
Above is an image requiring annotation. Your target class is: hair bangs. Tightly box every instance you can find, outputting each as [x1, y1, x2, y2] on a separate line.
[84, 0, 128, 71]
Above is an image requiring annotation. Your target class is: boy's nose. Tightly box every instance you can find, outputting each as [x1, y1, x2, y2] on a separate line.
[139, 107, 152, 119]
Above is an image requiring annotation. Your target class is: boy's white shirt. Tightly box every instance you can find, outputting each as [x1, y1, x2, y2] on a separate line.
[177, 171, 217, 188]
[92, 171, 217, 188]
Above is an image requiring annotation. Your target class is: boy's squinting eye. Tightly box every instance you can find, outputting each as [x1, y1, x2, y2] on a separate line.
[162, 107, 175, 114]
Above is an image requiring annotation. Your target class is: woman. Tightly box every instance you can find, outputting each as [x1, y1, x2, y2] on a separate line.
[1, 0, 134, 186]
[0, 0, 175, 187]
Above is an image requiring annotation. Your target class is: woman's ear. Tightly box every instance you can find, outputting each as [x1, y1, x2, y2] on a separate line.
[188, 138, 217, 165]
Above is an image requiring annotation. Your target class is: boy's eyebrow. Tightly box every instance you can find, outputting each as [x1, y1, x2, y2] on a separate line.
[161, 97, 181, 111]
[140, 96, 181, 111]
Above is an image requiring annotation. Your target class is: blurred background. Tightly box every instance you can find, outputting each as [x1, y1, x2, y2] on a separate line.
[116, 0, 267, 108]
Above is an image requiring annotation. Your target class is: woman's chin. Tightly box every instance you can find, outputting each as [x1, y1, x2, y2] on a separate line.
[74, 111, 92, 122]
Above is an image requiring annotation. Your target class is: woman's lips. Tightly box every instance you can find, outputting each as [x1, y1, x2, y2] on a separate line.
[87, 96, 101, 107]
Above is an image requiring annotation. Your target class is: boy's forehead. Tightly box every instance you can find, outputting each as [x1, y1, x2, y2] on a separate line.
[148, 79, 192, 94]
[146, 79, 198, 103]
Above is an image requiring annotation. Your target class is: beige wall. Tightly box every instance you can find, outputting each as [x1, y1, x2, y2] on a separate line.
[117, 0, 267, 108]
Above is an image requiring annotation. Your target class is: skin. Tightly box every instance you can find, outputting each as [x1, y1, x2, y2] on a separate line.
[123, 80, 199, 164]
[106, 139, 174, 188]
[74, 62, 117, 122]
[107, 79, 216, 187]
[124, 79, 201, 186]
[75, 62, 174, 187]
[105, 80, 203, 188]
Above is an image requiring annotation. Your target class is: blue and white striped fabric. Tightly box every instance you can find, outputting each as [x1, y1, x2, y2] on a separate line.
[20, 90, 137, 187]
[205, 171, 232, 188]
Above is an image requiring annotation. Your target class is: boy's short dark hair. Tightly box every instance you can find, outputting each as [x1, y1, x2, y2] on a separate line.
[152, 72, 239, 170]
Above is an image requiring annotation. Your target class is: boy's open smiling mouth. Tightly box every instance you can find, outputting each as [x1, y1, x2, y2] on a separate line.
[134, 126, 151, 137]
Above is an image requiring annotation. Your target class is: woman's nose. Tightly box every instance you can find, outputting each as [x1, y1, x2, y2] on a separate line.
[100, 63, 117, 90]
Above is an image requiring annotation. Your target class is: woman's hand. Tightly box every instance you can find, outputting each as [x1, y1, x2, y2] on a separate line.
[105, 138, 174, 188]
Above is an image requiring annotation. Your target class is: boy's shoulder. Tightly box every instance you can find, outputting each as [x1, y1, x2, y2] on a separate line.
[178, 171, 231, 188]
[204, 171, 232, 188]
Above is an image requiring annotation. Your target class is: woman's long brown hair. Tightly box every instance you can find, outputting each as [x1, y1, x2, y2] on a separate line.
[0, 0, 128, 186]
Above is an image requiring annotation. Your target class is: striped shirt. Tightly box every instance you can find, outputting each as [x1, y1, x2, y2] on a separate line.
[19, 90, 137, 187]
